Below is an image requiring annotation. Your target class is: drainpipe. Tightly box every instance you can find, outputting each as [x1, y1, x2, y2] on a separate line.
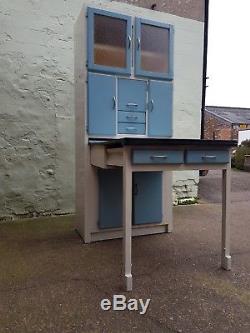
[200, 0, 209, 139]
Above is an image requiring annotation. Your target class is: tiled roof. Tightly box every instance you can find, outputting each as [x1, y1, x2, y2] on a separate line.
[205, 106, 250, 124]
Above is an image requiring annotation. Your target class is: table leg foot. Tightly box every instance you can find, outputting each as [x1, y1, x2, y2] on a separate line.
[221, 254, 232, 271]
[125, 274, 133, 291]
[166, 224, 173, 233]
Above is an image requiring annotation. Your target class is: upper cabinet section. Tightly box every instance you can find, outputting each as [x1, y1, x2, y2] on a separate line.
[135, 18, 174, 80]
[87, 8, 132, 75]
[87, 8, 174, 80]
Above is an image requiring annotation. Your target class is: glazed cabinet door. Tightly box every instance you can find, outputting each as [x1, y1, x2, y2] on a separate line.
[87, 7, 132, 75]
[88, 73, 116, 136]
[135, 18, 174, 80]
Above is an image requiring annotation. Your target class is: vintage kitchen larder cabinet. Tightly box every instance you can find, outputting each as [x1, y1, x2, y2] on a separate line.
[86, 7, 173, 230]
[74, 2, 204, 243]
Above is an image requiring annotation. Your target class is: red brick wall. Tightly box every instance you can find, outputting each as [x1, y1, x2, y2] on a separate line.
[115, 0, 205, 21]
[204, 111, 236, 140]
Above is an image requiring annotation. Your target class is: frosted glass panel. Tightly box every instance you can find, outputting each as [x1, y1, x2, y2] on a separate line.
[141, 24, 169, 73]
[94, 14, 126, 68]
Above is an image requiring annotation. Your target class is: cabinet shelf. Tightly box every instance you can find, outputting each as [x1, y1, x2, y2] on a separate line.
[94, 44, 126, 68]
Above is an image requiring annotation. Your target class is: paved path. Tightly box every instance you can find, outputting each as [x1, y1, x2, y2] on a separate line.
[0, 170, 250, 332]
[199, 169, 250, 203]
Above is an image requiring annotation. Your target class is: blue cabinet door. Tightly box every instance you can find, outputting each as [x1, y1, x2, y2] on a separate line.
[148, 80, 173, 137]
[88, 73, 116, 136]
[98, 170, 163, 228]
[133, 172, 162, 225]
[118, 78, 147, 112]
[135, 18, 174, 80]
[98, 169, 122, 229]
[87, 7, 132, 75]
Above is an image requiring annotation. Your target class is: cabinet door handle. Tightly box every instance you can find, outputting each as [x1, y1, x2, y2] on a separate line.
[137, 37, 141, 50]
[150, 99, 154, 112]
[128, 35, 132, 49]
[133, 183, 138, 196]
[112, 96, 116, 109]
[127, 102, 138, 107]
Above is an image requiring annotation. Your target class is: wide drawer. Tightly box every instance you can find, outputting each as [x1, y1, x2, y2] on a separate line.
[132, 150, 184, 164]
[186, 150, 230, 164]
[118, 78, 146, 112]
[118, 123, 145, 135]
[118, 111, 146, 124]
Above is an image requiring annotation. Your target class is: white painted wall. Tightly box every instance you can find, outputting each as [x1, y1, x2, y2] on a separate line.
[238, 129, 250, 145]
[0, 0, 85, 219]
[0, 0, 203, 220]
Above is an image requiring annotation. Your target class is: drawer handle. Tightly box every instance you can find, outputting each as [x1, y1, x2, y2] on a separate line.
[126, 127, 137, 132]
[150, 155, 168, 160]
[126, 115, 138, 120]
[127, 103, 138, 107]
[202, 155, 216, 160]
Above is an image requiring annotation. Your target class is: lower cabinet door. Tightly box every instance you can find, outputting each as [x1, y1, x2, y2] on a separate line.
[133, 172, 162, 225]
[98, 169, 122, 229]
[98, 170, 162, 229]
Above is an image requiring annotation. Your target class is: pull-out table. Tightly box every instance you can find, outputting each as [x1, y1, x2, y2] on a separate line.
[89, 138, 237, 291]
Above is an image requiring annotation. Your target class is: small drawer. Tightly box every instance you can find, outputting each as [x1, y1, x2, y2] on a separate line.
[132, 150, 184, 164]
[186, 150, 230, 164]
[118, 111, 146, 124]
[118, 123, 145, 135]
[118, 78, 146, 112]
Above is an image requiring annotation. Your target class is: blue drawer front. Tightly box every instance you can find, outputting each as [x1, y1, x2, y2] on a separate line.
[186, 150, 230, 164]
[132, 150, 184, 164]
[118, 123, 145, 135]
[118, 111, 146, 123]
[118, 78, 146, 112]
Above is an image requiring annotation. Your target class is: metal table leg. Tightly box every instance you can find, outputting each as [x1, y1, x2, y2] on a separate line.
[221, 164, 232, 270]
[123, 148, 133, 291]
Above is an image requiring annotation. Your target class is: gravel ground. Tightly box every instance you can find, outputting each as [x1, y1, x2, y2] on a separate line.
[199, 168, 250, 203]
[0, 169, 250, 332]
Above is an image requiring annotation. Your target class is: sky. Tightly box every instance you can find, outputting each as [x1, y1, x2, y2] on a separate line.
[206, 0, 250, 107]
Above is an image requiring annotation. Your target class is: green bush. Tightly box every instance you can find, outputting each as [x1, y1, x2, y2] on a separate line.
[235, 140, 250, 170]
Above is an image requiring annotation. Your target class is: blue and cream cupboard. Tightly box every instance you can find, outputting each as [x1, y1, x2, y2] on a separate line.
[74, 2, 203, 242]
[87, 7, 174, 138]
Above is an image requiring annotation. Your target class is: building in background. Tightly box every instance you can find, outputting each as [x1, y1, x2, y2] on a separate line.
[204, 106, 250, 141]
